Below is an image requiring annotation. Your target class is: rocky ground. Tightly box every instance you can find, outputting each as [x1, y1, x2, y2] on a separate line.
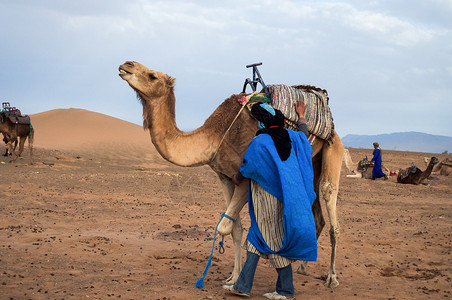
[0, 147, 451, 299]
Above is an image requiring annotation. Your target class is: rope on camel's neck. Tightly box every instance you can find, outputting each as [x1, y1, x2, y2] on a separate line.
[209, 92, 256, 163]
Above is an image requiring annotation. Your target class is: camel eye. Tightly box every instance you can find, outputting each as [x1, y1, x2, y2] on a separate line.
[149, 73, 157, 80]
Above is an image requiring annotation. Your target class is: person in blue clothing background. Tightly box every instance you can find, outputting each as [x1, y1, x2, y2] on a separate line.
[371, 142, 388, 180]
[223, 101, 316, 300]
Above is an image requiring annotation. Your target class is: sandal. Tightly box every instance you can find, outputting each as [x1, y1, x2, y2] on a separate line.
[222, 285, 250, 297]
[263, 291, 295, 299]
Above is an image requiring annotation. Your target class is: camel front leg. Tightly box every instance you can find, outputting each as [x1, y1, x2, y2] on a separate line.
[6, 140, 18, 163]
[217, 179, 249, 284]
[217, 180, 248, 236]
[320, 136, 344, 288]
[217, 175, 248, 284]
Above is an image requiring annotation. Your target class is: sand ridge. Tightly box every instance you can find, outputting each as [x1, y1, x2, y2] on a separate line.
[30, 108, 154, 151]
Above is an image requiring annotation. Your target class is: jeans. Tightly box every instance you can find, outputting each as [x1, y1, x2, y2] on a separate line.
[233, 251, 294, 296]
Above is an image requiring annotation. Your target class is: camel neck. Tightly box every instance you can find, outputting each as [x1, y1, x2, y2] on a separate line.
[421, 162, 435, 180]
[144, 93, 220, 167]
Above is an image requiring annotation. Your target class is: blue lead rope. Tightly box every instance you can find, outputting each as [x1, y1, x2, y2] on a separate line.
[196, 212, 236, 289]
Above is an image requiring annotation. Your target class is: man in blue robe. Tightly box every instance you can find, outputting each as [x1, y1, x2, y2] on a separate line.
[223, 101, 316, 299]
[371, 142, 388, 180]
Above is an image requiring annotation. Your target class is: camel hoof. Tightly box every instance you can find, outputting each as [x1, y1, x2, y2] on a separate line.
[324, 273, 339, 289]
[223, 273, 238, 285]
[294, 261, 308, 275]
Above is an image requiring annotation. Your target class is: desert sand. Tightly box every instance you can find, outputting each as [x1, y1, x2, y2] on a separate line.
[0, 108, 451, 299]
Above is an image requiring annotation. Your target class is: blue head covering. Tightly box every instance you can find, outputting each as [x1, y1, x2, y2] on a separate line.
[251, 102, 291, 161]
[257, 103, 275, 129]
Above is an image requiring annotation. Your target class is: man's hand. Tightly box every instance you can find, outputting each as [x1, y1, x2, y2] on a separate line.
[295, 101, 307, 118]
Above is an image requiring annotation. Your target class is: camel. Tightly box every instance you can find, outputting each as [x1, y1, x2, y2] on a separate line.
[436, 160, 452, 176]
[0, 120, 34, 164]
[343, 148, 389, 178]
[424, 157, 452, 176]
[119, 61, 344, 288]
[397, 157, 439, 184]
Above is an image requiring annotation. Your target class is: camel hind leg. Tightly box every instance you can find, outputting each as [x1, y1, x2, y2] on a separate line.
[295, 152, 324, 275]
[28, 128, 34, 164]
[17, 136, 26, 157]
[319, 134, 344, 288]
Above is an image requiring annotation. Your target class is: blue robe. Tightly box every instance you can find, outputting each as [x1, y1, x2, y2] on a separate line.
[371, 148, 385, 178]
[239, 129, 317, 261]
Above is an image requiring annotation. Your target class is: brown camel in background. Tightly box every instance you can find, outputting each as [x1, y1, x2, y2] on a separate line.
[397, 157, 439, 184]
[0, 120, 34, 164]
[424, 156, 452, 176]
[119, 61, 344, 288]
[436, 160, 452, 176]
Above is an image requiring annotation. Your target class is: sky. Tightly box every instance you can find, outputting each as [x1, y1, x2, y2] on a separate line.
[1, 0, 451, 138]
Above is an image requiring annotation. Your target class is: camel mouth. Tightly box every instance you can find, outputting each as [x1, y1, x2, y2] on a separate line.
[118, 67, 132, 79]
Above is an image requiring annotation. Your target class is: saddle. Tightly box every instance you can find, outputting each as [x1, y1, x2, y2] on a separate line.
[242, 93, 317, 145]
[1, 103, 31, 125]
[398, 166, 418, 180]
[239, 64, 334, 142]
[357, 157, 374, 172]
[264, 84, 334, 141]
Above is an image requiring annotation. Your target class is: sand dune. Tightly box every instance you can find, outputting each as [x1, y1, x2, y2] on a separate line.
[30, 108, 154, 152]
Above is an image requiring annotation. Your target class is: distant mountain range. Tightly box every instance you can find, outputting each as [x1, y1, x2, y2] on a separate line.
[341, 132, 452, 154]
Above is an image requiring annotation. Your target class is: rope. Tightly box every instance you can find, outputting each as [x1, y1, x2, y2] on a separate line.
[209, 92, 257, 163]
[196, 212, 236, 289]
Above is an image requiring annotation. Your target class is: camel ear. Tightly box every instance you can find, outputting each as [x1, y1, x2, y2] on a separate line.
[167, 76, 176, 87]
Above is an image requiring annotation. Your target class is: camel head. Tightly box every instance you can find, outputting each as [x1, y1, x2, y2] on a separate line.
[430, 157, 439, 166]
[118, 61, 176, 99]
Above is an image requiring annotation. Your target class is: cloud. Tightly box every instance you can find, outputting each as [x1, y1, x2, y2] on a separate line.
[318, 2, 437, 47]
[0, 0, 451, 137]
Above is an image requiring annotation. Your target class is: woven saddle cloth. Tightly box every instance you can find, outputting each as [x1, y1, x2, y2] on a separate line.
[264, 84, 335, 141]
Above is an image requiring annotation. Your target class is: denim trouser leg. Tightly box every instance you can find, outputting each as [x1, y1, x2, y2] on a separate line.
[276, 264, 294, 296]
[233, 251, 260, 294]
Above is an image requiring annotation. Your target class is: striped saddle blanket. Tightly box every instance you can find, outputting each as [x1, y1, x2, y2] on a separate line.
[264, 84, 334, 141]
